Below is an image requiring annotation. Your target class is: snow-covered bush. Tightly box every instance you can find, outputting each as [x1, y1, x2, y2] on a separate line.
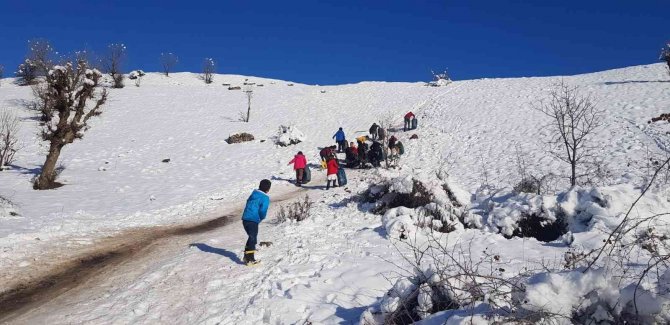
[128, 70, 146, 87]
[376, 175, 470, 239]
[15, 59, 39, 86]
[519, 268, 670, 324]
[469, 185, 617, 242]
[276, 195, 313, 222]
[276, 125, 305, 146]
[428, 69, 452, 87]
[225, 132, 254, 144]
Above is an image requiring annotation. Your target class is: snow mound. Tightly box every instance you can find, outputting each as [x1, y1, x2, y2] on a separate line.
[276, 125, 305, 146]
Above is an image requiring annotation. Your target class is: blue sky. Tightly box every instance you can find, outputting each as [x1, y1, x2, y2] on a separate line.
[0, 0, 667, 84]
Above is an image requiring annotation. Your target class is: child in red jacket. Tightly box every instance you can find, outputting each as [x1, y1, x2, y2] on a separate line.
[288, 151, 307, 186]
[326, 157, 339, 190]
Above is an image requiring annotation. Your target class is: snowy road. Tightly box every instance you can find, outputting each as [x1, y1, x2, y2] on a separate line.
[2, 169, 403, 325]
[0, 177, 318, 323]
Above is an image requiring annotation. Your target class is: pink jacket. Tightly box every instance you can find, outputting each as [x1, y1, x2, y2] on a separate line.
[288, 154, 307, 170]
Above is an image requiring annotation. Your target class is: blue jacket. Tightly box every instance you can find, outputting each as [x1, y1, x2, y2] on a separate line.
[333, 130, 345, 142]
[241, 189, 270, 223]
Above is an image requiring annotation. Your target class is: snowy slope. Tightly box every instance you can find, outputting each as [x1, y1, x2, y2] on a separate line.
[1, 64, 670, 323]
[0, 73, 444, 291]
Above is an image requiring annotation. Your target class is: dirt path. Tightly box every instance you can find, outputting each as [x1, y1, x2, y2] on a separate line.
[0, 180, 316, 323]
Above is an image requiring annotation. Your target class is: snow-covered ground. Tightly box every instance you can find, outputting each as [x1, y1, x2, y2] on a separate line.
[1, 64, 669, 324]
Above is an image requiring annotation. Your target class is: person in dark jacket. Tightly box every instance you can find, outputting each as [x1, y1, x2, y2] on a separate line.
[345, 142, 359, 168]
[388, 135, 398, 150]
[333, 127, 347, 153]
[369, 123, 379, 140]
[369, 141, 383, 167]
[319, 145, 336, 161]
[357, 139, 368, 167]
[404, 112, 415, 131]
[241, 179, 271, 266]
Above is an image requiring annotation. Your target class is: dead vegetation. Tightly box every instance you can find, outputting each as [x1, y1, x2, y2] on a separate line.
[225, 133, 254, 144]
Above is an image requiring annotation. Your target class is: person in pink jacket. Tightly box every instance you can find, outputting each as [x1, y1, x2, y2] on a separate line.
[288, 151, 307, 186]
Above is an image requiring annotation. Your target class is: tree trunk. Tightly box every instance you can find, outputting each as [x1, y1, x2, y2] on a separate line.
[570, 161, 576, 187]
[34, 141, 63, 190]
[246, 97, 251, 123]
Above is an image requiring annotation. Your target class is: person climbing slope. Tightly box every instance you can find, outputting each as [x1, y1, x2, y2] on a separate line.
[333, 127, 346, 153]
[369, 123, 379, 140]
[404, 111, 415, 132]
[288, 151, 307, 186]
[241, 179, 271, 266]
[326, 157, 339, 189]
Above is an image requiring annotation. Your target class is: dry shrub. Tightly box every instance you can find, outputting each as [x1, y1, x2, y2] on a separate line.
[513, 212, 568, 242]
[276, 195, 314, 222]
[648, 113, 670, 123]
[225, 132, 254, 144]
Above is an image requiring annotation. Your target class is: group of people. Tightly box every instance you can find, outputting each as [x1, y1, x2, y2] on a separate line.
[241, 112, 418, 266]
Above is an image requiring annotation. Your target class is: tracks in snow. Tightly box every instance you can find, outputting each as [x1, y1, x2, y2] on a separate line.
[0, 185, 311, 323]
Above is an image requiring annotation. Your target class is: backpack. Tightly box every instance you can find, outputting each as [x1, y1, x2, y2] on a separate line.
[397, 141, 405, 155]
[302, 166, 311, 183]
[337, 168, 347, 186]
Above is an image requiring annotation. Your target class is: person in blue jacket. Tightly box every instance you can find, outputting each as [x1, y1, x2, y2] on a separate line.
[333, 127, 346, 153]
[241, 179, 271, 265]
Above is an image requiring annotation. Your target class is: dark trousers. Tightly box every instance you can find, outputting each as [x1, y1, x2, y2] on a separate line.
[404, 118, 411, 131]
[295, 168, 304, 184]
[242, 220, 258, 251]
[337, 140, 346, 153]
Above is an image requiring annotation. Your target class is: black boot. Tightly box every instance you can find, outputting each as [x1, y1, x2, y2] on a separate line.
[243, 250, 259, 266]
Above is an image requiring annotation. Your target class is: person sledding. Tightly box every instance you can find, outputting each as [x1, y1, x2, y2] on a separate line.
[403, 112, 415, 132]
[333, 127, 347, 153]
[241, 179, 271, 266]
[326, 157, 339, 189]
[288, 151, 307, 187]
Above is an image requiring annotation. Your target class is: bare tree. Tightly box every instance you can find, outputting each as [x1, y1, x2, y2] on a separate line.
[102, 43, 126, 88]
[660, 42, 670, 76]
[30, 83, 55, 122]
[159, 52, 178, 76]
[0, 110, 21, 170]
[28, 39, 56, 76]
[202, 58, 215, 84]
[33, 59, 108, 190]
[243, 85, 253, 122]
[534, 81, 604, 187]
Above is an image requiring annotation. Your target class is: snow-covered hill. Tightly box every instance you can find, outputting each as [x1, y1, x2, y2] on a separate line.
[1, 64, 669, 323]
